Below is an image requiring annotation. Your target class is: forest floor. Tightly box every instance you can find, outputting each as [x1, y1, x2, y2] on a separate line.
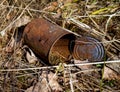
[0, 0, 120, 92]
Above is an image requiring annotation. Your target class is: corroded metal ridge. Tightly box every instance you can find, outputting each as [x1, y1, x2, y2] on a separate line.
[23, 18, 104, 65]
[23, 18, 75, 64]
[73, 37, 104, 61]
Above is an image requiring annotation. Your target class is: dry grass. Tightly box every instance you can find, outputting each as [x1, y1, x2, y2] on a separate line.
[0, 0, 120, 92]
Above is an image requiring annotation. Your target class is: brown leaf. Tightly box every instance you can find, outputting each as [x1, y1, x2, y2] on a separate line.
[103, 66, 120, 80]
[26, 48, 38, 64]
[25, 71, 63, 92]
[106, 63, 120, 74]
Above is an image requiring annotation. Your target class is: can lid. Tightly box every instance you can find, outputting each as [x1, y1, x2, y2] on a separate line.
[73, 37, 104, 61]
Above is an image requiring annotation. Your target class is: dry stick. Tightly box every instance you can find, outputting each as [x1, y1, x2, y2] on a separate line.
[88, 15, 100, 30]
[72, 14, 120, 18]
[105, 11, 120, 34]
[69, 66, 74, 92]
[74, 69, 101, 75]
[79, 77, 111, 92]
[69, 18, 104, 36]
[74, 84, 84, 92]
[0, 0, 33, 36]
[87, 74, 115, 91]
[2, 5, 120, 18]
[0, 5, 14, 29]
[1, 5, 56, 14]
[0, 6, 81, 37]
[111, 44, 120, 51]
[16, 58, 41, 74]
[1, 5, 120, 18]
[0, 0, 6, 5]
[85, 11, 99, 29]
[0, 60, 120, 72]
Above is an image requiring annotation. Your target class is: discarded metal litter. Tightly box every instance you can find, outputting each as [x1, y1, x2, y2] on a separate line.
[73, 37, 104, 61]
[23, 18, 75, 65]
[23, 18, 105, 65]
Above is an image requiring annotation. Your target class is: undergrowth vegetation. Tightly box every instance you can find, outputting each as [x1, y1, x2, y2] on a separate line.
[0, 0, 120, 92]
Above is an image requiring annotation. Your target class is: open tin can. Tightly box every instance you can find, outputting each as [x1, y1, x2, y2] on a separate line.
[23, 18, 104, 65]
[23, 18, 75, 65]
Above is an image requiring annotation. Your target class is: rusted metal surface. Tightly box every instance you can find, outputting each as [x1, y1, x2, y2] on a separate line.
[23, 18, 105, 65]
[23, 18, 75, 64]
[73, 37, 104, 61]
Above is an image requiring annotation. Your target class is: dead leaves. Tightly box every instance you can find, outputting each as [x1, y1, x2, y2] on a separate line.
[25, 71, 63, 92]
[103, 66, 120, 80]
[25, 47, 38, 64]
[0, 2, 120, 92]
[103, 63, 120, 80]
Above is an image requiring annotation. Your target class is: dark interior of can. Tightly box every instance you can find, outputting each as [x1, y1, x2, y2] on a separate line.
[49, 34, 75, 65]
[13, 26, 25, 42]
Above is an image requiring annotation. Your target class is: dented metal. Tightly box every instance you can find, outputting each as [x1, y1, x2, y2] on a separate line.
[23, 18, 105, 65]
[23, 18, 75, 64]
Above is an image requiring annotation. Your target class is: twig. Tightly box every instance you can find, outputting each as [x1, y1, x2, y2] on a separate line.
[0, 60, 120, 72]
[72, 14, 120, 18]
[0, 0, 33, 36]
[69, 66, 74, 92]
[105, 11, 120, 34]
[0, 4, 56, 14]
[69, 18, 104, 36]
[74, 69, 101, 75]
[1, 5, 120, 18]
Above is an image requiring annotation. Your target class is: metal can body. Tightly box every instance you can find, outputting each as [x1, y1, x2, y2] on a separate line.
[23, 18, 75, 64]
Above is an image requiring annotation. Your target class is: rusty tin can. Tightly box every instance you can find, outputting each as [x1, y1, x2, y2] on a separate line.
[73, 37, 104, 61]
[23, 18, 75, 64]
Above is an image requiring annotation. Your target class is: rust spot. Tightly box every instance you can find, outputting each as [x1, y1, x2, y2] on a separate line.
[49, 35, 74, 65]
[23, 18, 104, 65]
[73, 37, 104, 61]
[23, 18, 75, 64]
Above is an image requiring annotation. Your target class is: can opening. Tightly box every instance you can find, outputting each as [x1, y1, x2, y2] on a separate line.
[49, 34, 75, 65]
